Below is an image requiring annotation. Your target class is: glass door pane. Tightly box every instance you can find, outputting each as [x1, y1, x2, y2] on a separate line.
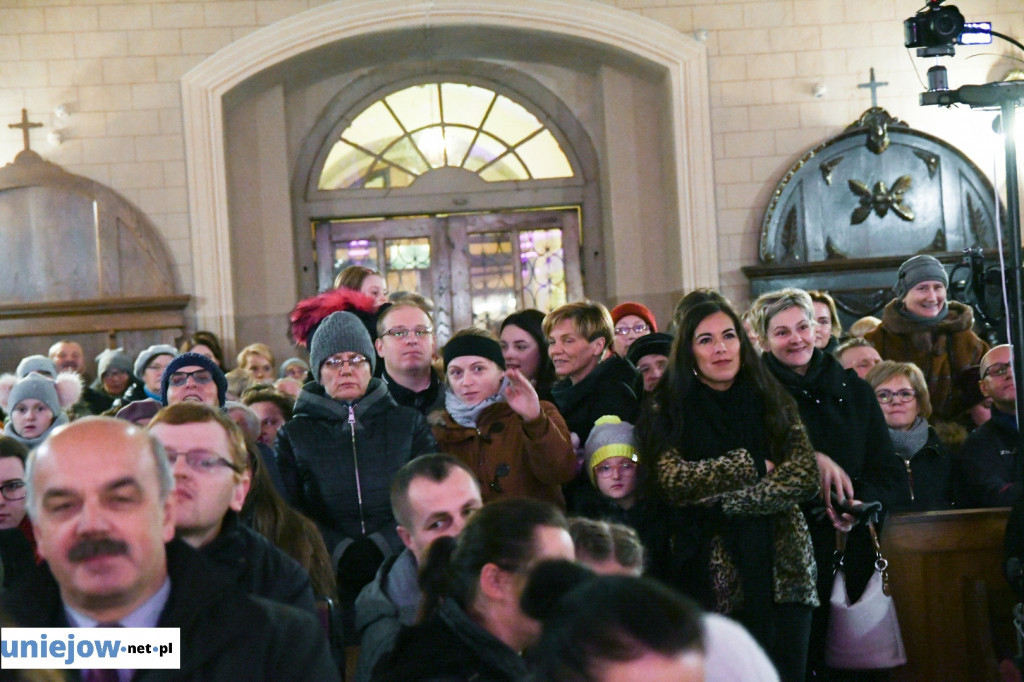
[518, 228, 567, 312]
[467, 231, 515, 331]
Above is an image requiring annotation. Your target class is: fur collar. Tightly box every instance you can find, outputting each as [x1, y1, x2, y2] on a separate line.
[880, 299, 974, 336]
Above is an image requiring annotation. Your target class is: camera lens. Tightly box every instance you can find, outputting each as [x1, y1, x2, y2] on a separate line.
[929, 6, 964, 41]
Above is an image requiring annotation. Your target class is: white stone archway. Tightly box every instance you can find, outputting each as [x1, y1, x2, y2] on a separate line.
[181, 0, 717, 346]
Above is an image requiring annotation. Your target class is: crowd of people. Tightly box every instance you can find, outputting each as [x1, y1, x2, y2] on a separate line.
[0, 255, 1018, 681]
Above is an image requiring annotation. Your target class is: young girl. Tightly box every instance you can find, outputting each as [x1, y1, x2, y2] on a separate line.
[0, 371, 82, 448]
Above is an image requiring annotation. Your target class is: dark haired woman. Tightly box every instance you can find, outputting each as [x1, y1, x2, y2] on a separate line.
[522, 560, 704, 682]
[371, 498, 574, 681]
[638, 289, 819, 681]
[500, 309, 557, 401]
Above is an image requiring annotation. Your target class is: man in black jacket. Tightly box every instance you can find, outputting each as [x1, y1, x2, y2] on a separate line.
[147, 402, 315, 614]
[3, 416, 337, 680]
[957, 344, 1021, 507]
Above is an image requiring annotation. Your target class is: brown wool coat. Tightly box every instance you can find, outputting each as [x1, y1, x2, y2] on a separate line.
[865, 300, 988, 421]
[429, 400, 577, 508]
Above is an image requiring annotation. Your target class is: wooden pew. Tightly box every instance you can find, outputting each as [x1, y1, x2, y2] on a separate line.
[882, 508, 1015, 682]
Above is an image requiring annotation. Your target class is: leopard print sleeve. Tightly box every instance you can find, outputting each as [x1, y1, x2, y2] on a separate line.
[716, 423, 820, 516]
[655, 447, 760, 506]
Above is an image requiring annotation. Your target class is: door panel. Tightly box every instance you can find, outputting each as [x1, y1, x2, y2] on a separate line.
[315, 207, 581, 342]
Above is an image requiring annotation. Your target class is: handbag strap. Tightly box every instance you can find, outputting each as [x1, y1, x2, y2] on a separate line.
[866, 518, 893, 597]
[833, 530, 848, 572]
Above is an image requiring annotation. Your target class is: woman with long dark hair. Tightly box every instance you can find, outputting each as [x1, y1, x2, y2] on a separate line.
[500, 309, 557, 401]
[637, 289, 819, 681]
[371, 497, 574, 681]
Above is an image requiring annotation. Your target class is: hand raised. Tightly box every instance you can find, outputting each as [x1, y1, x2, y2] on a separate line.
[503, 368, 541, 421]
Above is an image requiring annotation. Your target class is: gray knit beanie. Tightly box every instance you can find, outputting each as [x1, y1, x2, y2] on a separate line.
[16, 355, 57, 378]
[134, 344, 178, 378]
[583, 415, 639, 485]
[309, 311, 376, 382]
[279, 357, 310, 379]
[894, 255, 948, 299]
[97, 348, 134, 377]
[8, 373, 63, 416]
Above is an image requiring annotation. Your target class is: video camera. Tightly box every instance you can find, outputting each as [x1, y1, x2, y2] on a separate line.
[904, 0, 991, 52]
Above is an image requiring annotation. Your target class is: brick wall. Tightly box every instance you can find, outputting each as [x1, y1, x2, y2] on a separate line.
[1, 0, 1019, 323]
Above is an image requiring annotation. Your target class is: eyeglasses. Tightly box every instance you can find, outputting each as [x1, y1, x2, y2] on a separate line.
[322, 354, 369, 370]
[983, 362, 1013, 379]
[614, 324, 649, 336]
[165, 448, 242, 473]
[875, 389, 917, 404]
[0, 480, 26, 501]
[168, 369, 214, 387]
[382, 327, 433, 339]
[595, 461, 638, 478]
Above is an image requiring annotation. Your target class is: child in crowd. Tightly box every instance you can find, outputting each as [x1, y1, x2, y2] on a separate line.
[0, 371, 82, 448]
[582, 415, 684, 584]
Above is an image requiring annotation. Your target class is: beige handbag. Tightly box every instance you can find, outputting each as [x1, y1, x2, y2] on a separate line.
[824, 519, 907, 670]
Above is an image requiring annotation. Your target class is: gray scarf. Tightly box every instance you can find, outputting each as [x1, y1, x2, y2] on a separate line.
[888, 416, 929, 461]
[898, 302, 949, 325]
[444, 377, 510, 428]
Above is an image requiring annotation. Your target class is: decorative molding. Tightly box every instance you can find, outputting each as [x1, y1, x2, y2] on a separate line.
[181, 0, 717, 348]
[848, 176, 913, 224]
[845, 107, 908, 155]
[819, 156, 843, 186]
[913, 149, 939, 178]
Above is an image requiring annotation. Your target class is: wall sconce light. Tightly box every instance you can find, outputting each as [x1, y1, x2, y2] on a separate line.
[813, 81, 828, 99]
[47, 130, 63, 147]
[694, 28, 709, 43]
[54, 104, 70, 121]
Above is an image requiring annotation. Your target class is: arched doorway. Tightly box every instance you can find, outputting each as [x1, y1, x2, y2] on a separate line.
[183, 0, 717, 353]
[294, 72, 595, 339]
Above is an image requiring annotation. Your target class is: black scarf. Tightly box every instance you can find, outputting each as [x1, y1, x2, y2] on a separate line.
[680, 376, 775, 616]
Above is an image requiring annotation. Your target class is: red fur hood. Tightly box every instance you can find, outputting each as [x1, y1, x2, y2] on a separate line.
[289, 288, 379, 348]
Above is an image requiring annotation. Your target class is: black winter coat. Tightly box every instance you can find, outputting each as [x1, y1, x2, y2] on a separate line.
[955, 407, 1021, 508]
[1, 539, 340, 681]
[551, 354, 641, 443]
[764, 349, 904, 509]
[201, 511, 316, 614]
[889, 425, 953, 512]
[764, 349, 905, 672]
[552, 355, 641, 513]
[276, 378, 436, 565]
[372, 598, 532, 682]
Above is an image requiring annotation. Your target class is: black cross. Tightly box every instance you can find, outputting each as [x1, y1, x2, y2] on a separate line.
[858, 68, 889, 108]
[8, 108, 42, 152]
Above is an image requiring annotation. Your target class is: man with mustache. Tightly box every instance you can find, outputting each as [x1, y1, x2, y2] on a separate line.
[0, 417, 339, 680]
[147, 402, 315, 614]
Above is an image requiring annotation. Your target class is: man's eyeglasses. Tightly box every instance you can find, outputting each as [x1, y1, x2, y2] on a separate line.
[322, 354, 369, 370]
[168, 369, 214, 387]
[875, 389, 917, 404]
[983, 362, 1013, 379]
[595, 461, 638, 478]
[165, 449, 242, 474]
[614, 323, 649, 336]
[0, 480, 26, 501]
[382, 327, 433, 339]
